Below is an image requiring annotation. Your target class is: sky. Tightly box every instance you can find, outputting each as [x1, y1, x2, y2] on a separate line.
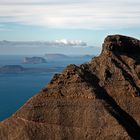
[0, 0, 140, 54]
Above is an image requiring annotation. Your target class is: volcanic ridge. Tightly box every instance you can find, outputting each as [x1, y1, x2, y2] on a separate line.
[0, 35, 140, 140]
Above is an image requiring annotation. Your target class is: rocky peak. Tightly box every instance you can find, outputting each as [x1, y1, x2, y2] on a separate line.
[101, 35, 140, 56]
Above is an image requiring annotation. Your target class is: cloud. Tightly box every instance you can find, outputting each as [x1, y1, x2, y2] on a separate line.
[53, 39, 87, 46]
[0, 0, 139, 29]
[0, 0, 87, 4]
[0, 39, 87, 47]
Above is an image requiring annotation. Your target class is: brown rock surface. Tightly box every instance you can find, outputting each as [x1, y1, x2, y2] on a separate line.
[0, 35, 140, 140]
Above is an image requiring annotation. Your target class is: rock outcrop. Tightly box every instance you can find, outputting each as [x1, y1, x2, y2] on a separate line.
[0, 35, 140, 140]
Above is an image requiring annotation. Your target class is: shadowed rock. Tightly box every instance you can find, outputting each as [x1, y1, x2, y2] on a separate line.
[0, 35, 140, 140]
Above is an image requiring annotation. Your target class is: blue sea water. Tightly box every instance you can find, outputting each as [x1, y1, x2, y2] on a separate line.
[0, 55, 90, 121]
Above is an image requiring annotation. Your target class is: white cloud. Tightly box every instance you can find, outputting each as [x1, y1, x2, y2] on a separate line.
[0, 0, 87, 4]
[0, 0, 139, 29]
[0, 39, 87, 47]
[54, 39, 87, 46]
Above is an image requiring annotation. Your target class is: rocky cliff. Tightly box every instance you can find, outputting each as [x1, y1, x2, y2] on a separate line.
[0, 35, 140, 140]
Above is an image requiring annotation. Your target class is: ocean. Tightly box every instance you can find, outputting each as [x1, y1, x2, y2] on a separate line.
[0, 55, 90, 121]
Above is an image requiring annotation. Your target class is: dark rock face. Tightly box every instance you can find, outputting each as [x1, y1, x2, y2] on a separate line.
[0, 35, 140, 140]
[102, 35, 140, 55]
[23, 57, 46, 64]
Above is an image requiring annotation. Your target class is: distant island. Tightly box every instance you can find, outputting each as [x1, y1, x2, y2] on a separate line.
[23, 57, 47, 64]
[0, 65, 25, 73]
[45, 54, 69, 60]
[0, 65, 64, 74]
[79, 54, 94, 59]
[45, 53, 94, 60]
